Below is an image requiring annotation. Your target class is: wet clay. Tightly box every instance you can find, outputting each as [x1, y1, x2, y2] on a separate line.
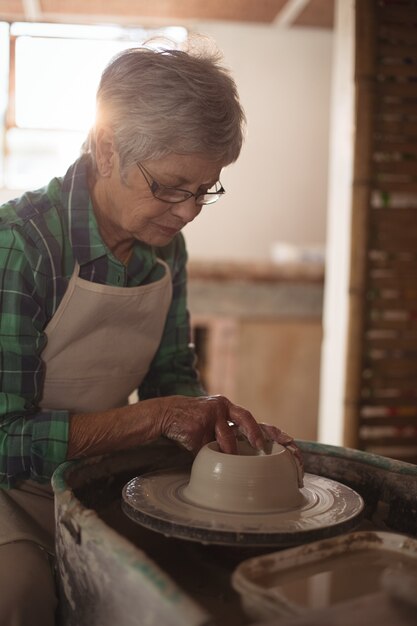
[254, 550, 417, 609]
[183, 440, 304, 512]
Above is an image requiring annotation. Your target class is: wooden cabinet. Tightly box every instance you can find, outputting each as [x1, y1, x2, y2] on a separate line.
[188, 262, 324, 442]
[192, 315, 322, 441]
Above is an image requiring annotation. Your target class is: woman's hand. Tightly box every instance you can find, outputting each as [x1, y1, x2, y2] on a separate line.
[158, 395, 303, 470]
[159, 394, 264, 455]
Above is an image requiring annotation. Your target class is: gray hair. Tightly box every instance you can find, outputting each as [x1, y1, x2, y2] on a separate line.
[83, 43, 246, 175]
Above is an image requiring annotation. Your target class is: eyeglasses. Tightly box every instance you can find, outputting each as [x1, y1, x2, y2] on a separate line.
[136, 162, 225, 206]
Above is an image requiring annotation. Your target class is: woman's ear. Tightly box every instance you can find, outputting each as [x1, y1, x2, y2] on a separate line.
[95, 126, 115, 177]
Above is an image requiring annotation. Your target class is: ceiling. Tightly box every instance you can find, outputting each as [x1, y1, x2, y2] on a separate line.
[0, 0, 334, 28]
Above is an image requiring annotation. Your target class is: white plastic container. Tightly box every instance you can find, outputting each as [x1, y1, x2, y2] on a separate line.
[232, 531, 417, 621]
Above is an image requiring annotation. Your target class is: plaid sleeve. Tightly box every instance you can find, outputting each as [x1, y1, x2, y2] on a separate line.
[139, 235, 206, 399]
[0, 225, 69, 488]
[0, 408, 69, 487]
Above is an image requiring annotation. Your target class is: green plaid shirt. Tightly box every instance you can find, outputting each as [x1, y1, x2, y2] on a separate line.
[0, 155, 204, 488]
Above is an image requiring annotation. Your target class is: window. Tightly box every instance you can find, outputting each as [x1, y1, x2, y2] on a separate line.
[0, 22, 187, 190]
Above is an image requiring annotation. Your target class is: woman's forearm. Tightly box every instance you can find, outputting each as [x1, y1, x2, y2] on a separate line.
[67, 398, 165, 459]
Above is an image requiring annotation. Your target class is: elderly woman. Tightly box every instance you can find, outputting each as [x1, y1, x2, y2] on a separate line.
[0, 45, 297, 624]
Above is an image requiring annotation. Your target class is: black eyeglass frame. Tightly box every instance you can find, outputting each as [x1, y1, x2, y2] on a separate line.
[136, 162, 225, 206]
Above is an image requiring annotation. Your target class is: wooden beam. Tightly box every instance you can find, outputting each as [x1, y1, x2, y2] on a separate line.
[22, 0, 42, 20]
[343, 0, 377, 449]
[274, 0, 309, 26]
[38, 0, 288, 24]
[294, 0, 334, 29]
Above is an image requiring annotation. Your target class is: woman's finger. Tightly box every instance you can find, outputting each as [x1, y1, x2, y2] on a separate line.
[214, 417, 238, 454]
[260, 423, 294, 445]
[227, 404, 265, 451]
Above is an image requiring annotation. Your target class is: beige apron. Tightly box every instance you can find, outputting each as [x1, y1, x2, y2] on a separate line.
[0, 258, 172, 551]
[40, 260, 172, 412]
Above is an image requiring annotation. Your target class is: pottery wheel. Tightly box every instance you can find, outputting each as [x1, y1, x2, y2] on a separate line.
[122, 469, 365, 547]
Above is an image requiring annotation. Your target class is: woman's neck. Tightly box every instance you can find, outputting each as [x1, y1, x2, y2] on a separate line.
[88, 169, 135, 266]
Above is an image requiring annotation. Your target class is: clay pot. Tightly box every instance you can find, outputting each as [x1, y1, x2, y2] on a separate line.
[183, 440, 304, 513]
